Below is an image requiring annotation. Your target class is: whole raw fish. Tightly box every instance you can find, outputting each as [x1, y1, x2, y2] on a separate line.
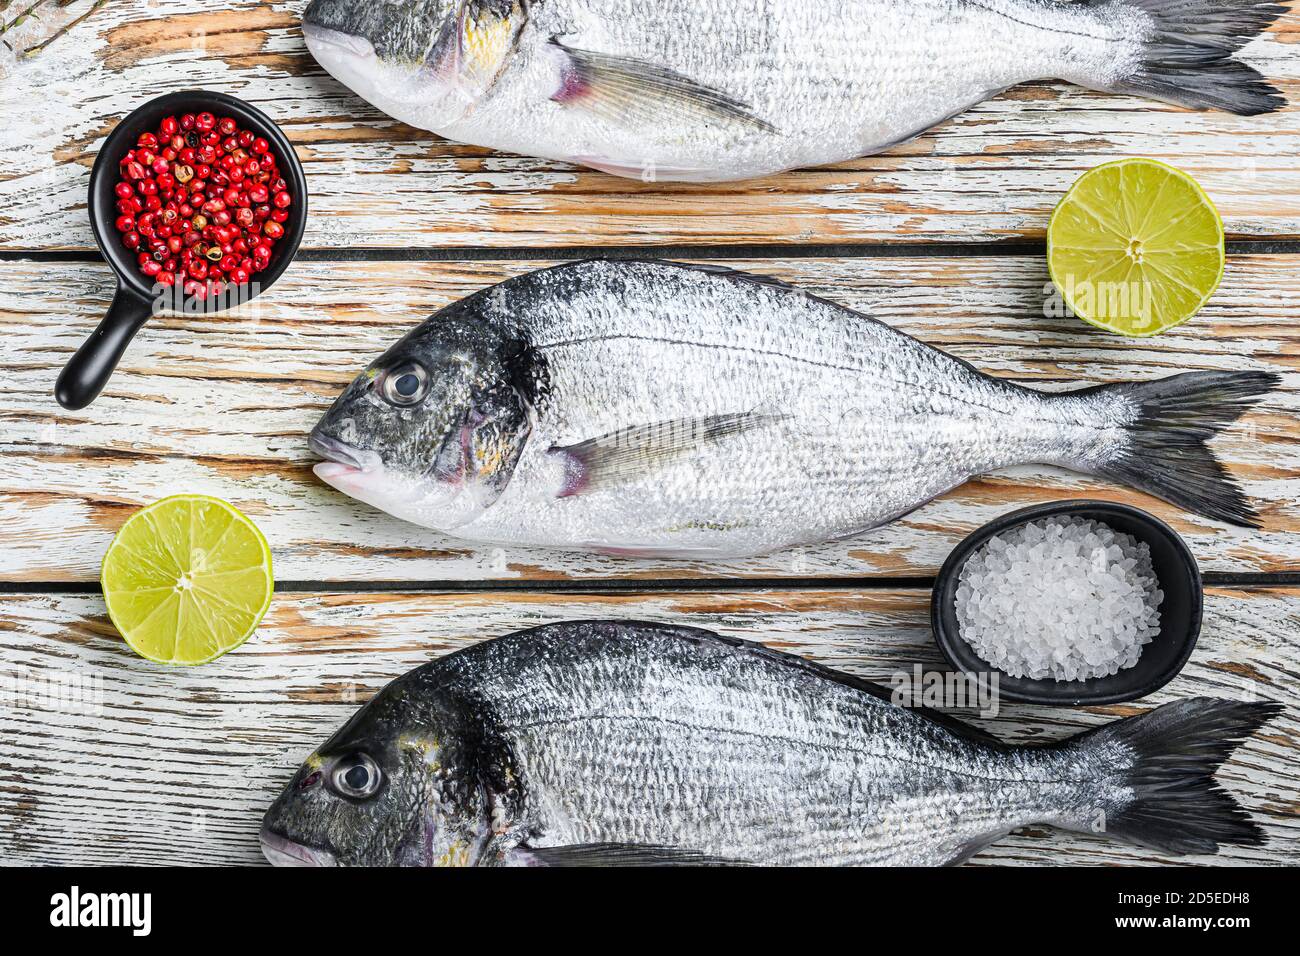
[260, 620, 1280, 866]
[301, 0, 1284, 181]
[309, 259, 1274, 558]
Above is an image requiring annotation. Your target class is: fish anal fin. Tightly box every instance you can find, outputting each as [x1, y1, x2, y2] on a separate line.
[549, 39, 777, 134]
[944, 830, 1015, 866]
[550, 411, 781, 498]
[522, 842, 749, 867]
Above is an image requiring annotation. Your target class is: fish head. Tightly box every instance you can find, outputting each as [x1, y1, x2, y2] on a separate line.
[260, 674, 489, 867]
[310, 312, 537, 530]
[302, 0, 526, 130]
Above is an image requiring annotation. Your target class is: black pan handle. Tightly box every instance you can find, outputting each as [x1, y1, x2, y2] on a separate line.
[56, 283, 153, 410]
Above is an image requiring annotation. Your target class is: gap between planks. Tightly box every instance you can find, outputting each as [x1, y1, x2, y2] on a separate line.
[4, 238, 1300, 264]
[4, 571, 1298, 596]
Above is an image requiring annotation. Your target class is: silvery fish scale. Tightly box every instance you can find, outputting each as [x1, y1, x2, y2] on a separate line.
[424, 260, 1113, 556]
[303, 0, 1283, 181]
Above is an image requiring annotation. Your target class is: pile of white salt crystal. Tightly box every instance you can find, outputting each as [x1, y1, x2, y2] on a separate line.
[954, 517, 1164, 682]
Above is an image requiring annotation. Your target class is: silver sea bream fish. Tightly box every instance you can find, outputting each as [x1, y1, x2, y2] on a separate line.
[260, 621, 1281, 866]
[309, 259, 1275, 558]
[300, 0, 1285, 181]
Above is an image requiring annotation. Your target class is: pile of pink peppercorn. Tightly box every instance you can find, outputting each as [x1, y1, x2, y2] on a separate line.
[114, 111, 292, 300]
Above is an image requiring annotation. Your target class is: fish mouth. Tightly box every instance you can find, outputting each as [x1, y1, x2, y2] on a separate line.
[310, 431, 381, 476]
[303, 23, 383, 95]
[260, 827, 338, 867]
[302, 23, 377, 61]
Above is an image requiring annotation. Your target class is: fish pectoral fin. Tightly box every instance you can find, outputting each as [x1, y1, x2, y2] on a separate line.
[549, 410, 781, 498]
[549, 39, 777, 134]
[522, 842, 750, 867]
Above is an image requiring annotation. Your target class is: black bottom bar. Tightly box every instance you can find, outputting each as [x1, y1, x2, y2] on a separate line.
[4, 864, 1284, 940]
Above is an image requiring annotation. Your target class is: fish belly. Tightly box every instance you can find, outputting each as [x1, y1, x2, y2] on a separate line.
[445, 0, 1128, 179]
[510, 713, 1053, 864]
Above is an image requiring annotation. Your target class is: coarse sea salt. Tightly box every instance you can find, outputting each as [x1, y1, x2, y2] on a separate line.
[954, 517, 1164, 682]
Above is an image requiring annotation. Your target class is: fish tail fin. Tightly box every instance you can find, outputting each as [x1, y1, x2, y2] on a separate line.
[1070, 698, 1281, 854]
[1103, 0, 1286, 114]
[1079, 370, 1278, 528]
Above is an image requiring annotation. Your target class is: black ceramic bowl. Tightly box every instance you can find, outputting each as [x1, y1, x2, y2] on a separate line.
[56, 90, 308, 411]
[931, 500, 1202, 706]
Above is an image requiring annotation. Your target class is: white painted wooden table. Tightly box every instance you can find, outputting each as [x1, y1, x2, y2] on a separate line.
[0, 0, 1296, 866]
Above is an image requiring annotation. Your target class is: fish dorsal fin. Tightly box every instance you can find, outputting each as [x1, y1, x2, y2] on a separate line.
[522, 843, 750, 867]
[550, 258, 801, 295]
[549, 40, 777, 134]
[549, 411, 782, 497]
[674, 261, 801, 294]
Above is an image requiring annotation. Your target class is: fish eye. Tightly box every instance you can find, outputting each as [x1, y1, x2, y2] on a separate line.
[330, 753, 383, 800]
[381, 362, 429, 407]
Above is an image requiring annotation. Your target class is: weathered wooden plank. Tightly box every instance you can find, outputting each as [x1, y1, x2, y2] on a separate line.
[2, 1, 1299, 250]
[2, 255, 1295, 582]
[0, 587, 1294, 866]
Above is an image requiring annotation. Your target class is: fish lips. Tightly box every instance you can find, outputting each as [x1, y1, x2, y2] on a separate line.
[302, 22, 387, 105]
[310, 430, 382, 478]
[260, 826, 338, 867]
[302, 23, 377, 61]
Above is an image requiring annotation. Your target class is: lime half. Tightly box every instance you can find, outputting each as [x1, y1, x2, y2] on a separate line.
[1047, 158, 1224, 336]
[101, 495, 273, 665]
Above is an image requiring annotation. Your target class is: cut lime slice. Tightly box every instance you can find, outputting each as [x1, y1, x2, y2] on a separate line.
[1047, 158, 1224, 337]
[101, 495, 273, 665]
